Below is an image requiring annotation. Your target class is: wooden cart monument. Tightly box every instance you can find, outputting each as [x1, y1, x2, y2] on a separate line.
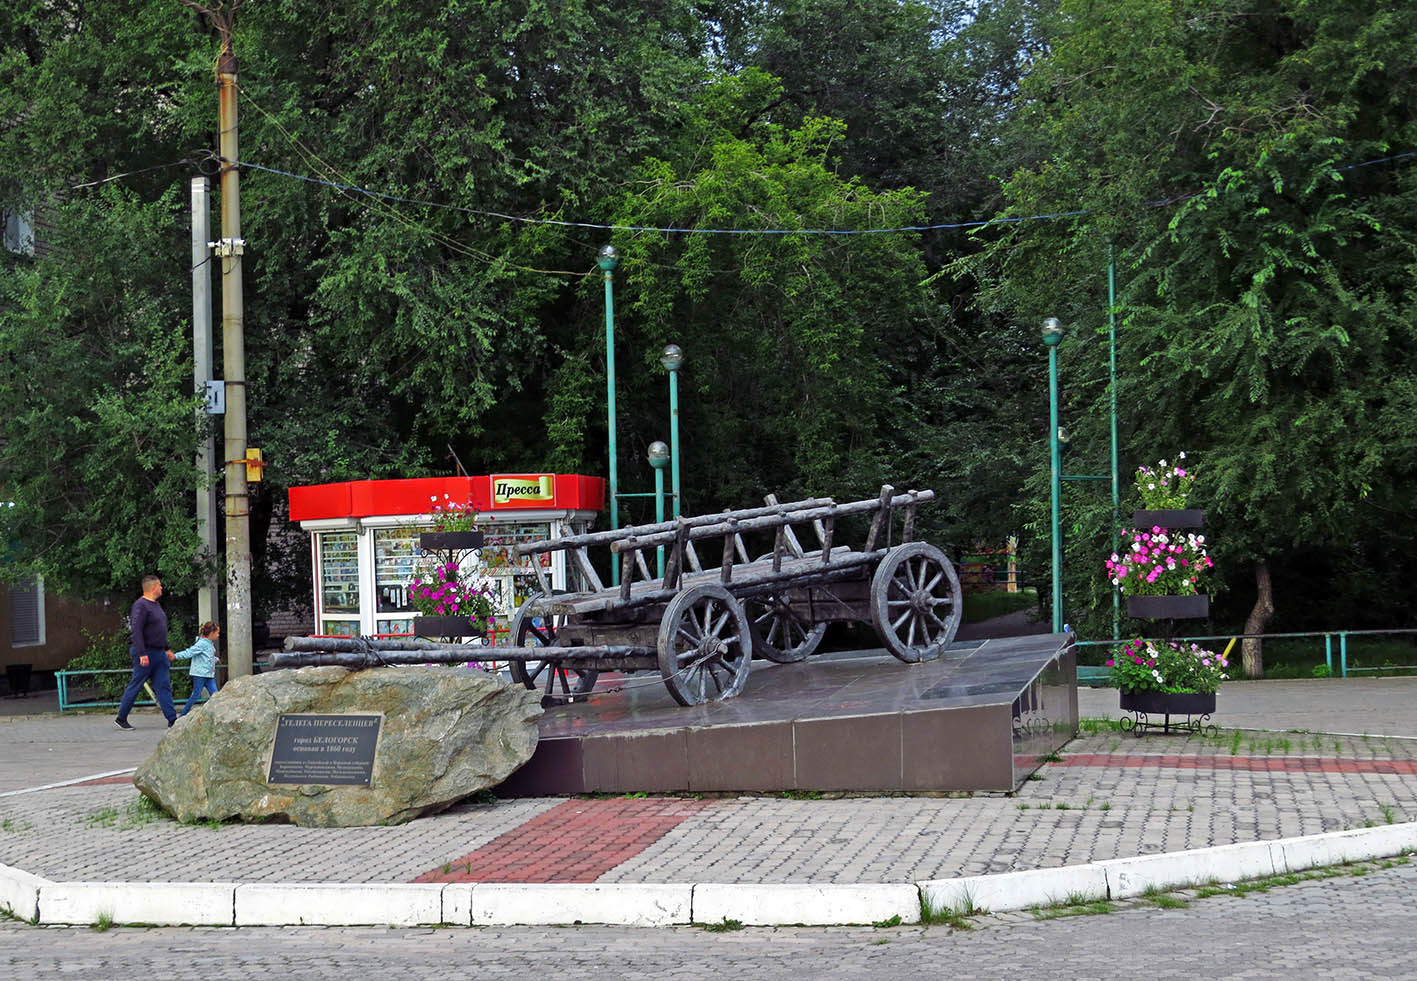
[278, 485, 963, 708]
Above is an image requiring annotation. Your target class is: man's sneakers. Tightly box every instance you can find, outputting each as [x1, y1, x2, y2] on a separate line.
[114, 718, 134, 731]
[167, 718, 175, 728]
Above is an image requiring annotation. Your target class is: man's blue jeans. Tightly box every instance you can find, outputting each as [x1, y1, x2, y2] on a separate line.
[116, 647, 176, 724]
[181, 676, 218, 715]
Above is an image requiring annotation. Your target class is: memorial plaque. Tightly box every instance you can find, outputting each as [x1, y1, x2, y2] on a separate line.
[268, 713, 382, 786]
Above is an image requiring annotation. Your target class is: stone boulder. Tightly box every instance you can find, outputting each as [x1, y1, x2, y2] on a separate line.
[134, 665, 542, 827]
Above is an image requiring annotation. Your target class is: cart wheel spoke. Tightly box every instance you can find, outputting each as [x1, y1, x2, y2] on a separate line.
[658, 585, 752, 705]
[870, 543, 962, 664]
[509, 592, 598, 706]
[707, 607, 731, 640]
[746, 590, 826, 664]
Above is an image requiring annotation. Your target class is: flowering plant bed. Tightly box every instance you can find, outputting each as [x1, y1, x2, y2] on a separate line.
[1107, 528, 1213, 596]
[1107, 637, 1228, 695]
[409, 560, 497, 637]
[1134, 454, 1194, 510]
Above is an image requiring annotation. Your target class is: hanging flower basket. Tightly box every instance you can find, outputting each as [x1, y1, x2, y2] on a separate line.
[419, 531, 485, 551]
[1127, 594, 1210, 620]
[413, 615, 484, 638]
[1133, 509, 1204, 530]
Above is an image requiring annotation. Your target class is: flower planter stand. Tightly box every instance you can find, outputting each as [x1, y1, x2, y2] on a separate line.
[418, 531, 485, 552]
[1119, 690, 1217, 738]
[1133, 508, 1204, 530]
[1126, 594, 1210, 620]
[413, 616, 486, 640]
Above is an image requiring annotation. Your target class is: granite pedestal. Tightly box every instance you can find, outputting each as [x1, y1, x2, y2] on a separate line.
[498, 633, 1077, 796]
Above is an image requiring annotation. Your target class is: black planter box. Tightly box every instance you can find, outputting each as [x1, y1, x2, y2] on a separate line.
[1133, 509, 1204, 530]
[419, 531, 485, 551]
[1120, 690, 1216, 716]
[5, 663, 32, 697]
[1127, 594, 1210, 620]
[413, 615, 480, 638]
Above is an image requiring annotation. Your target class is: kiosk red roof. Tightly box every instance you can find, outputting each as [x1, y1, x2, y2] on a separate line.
[288, 474, 605, 522]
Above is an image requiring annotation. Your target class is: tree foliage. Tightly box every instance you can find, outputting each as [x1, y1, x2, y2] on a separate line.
[2, 0, 1412, 655]
[978, 0, 1417, 644]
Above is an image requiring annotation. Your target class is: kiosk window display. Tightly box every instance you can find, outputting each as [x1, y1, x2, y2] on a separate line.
[289, 474, 605, 640]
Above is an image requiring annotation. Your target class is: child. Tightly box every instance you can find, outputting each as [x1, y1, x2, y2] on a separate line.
[173, 621, 221, 717]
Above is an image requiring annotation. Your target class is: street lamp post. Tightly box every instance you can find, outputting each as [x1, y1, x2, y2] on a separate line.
[598, 245, 620, 584]
[648, 441, 670, 577]
[660, 344, 683, 518]
[1042, 317, 1065, 634]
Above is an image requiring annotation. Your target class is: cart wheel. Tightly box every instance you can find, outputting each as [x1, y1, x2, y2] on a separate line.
[869, 542, 962, 663]
[657, 584, 752, 705]
[745, 592, 826, 663]
[508, 594, 598, 707]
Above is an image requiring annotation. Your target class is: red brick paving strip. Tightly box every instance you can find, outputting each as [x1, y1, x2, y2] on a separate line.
[73, 776, 135, 786]
[413, 797, 713, 884]
[1060, 753, 1417, 775]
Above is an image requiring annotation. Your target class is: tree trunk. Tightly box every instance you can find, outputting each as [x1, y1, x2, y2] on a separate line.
[1241, 560, 1274, 679]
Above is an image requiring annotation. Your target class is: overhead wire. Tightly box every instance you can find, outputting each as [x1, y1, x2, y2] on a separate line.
[229, 150, 1417, 239]
[233, 82, 591, 279]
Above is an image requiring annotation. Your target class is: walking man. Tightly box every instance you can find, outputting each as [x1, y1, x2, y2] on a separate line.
[115, 575, 176, 730]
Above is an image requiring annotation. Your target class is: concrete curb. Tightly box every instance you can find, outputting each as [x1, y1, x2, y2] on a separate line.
[0, 862, 47, 923]
[12, 822, 1417, 928]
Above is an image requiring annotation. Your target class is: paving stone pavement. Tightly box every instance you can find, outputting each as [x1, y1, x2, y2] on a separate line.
[4, 860, 1417, 979]
[3, 678, 1417, 887]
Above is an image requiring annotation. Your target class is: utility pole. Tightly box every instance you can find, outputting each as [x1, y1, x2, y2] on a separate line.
[186, 0, 253, 677]
[190, 177, 219, 628]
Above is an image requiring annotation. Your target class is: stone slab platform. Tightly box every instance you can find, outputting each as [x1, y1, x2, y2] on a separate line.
[498, 634, 1078, 796]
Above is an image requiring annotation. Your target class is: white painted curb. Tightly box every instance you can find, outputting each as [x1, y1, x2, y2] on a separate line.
[9, 822, 1417, 928]
[39, 882, 237, 926]
[1098, 840, 1278, 900]
[233, 882, 444, 926]
[1273, 824, 1417, 872]
[471, 883, 693, 926]
[692, 883, 920, 926]
[913, 822, 1417, 915]
[920, 863, 1108, 915]
[0, 862, 47, 923]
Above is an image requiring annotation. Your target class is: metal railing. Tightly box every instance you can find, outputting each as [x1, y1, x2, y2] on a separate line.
[1076, 627, 1417, 680]
[55, 665, 222, 713]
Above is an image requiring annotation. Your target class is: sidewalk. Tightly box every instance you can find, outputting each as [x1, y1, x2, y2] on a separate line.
[4, 677, 1417, 927]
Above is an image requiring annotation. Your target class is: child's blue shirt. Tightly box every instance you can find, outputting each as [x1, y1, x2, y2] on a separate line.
[173, 636, 219, 678]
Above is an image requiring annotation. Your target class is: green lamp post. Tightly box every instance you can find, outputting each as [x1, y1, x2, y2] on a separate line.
[598, 244, 620, 584]
[660, 344, 683, 518]
[1042, 317, 1065, 633]
[648, 440, 670, 576]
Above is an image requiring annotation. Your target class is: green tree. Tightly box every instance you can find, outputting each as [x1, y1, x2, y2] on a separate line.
[978, 0, 1417, 672]
[542, 70, 947, 523]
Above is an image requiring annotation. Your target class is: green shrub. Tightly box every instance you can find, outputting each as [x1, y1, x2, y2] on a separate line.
[63, 625, 198, 704]
[62, 629, 133, 702]
[962, 589, 1040, 623]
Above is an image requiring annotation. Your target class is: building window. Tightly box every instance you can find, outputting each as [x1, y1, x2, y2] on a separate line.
[2, 209, 34, 256]
[10, 576, 45, 647]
